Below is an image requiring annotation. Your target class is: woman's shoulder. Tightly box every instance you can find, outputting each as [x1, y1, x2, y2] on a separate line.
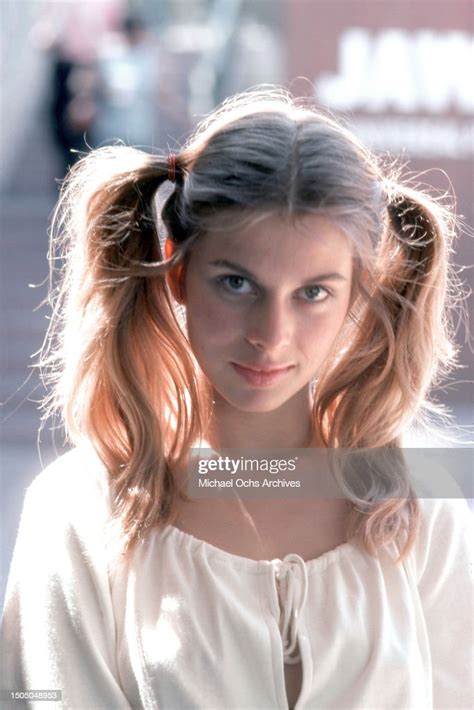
[410, 497, 473, 585]
[28, 440, 109, 501]
[416, 496, 472, 540]
[21, 441, 113, 539]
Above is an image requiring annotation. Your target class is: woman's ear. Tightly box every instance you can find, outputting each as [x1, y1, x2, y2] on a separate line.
[165, 238, 186, 304]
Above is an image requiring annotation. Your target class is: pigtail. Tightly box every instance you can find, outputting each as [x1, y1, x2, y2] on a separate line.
[315, 181, 460, 561]
[40, 147, 211, 556]
[385, 185, 458, 402]
[317, 181, 459, 446]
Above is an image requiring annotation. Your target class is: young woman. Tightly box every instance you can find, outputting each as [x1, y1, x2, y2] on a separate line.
[1, 88, 472, 709]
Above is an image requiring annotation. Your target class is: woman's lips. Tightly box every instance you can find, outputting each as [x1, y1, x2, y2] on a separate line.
[231, 362, 294, 387]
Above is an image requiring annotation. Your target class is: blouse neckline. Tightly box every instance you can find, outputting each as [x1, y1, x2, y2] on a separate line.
[160, 523, 357, 575]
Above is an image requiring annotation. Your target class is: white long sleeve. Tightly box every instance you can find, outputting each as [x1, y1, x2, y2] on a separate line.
[411, 498, 474, 709]
[2, 446, 473, 709]
[1, 449, 131, 709]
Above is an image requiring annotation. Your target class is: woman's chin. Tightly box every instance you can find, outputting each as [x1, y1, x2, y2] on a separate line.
[214, 386, 295, 414]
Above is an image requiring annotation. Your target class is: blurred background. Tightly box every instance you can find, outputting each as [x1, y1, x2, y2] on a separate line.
[1, 0, 473, 606]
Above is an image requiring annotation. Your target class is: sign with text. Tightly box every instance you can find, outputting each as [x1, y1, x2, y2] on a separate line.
[285, 0, 473, 405]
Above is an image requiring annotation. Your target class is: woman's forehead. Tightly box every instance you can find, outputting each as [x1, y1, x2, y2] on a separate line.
[188, 212, 355, 287]
[196, 212, 354, 259]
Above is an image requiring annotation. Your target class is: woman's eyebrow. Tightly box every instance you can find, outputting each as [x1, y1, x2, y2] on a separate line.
[208, 258, 347, 283]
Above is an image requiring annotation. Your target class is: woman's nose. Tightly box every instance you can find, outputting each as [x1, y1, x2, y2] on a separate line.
[245, 297, 292, 351]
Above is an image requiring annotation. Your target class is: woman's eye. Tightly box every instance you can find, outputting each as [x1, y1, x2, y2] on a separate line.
[216, 277, 330, 302]
[218, 275, 253, 294]
[300, 285, 330, 302]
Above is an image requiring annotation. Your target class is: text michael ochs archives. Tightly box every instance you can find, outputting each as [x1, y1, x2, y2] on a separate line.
[195, 456, 301, 488]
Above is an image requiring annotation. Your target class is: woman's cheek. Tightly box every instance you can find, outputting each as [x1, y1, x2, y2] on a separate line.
[302, 311, 343, 358]
[187, 290, 241, 345]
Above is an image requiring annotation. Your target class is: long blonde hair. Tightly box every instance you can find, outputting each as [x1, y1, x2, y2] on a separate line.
[39, 87, 463, 563]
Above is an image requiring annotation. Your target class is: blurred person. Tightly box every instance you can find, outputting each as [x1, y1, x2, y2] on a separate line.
[34, 0, 123, 174]
[47, 42, 97, 174]
[92, 13, 161, 151]
[1, 87, 472, 709]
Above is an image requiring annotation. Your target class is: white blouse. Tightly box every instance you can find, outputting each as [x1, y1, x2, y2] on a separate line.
[1, 443, 473, 709]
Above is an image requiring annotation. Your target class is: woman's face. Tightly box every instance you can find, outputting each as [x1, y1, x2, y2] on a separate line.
[183, 213, 354, 413]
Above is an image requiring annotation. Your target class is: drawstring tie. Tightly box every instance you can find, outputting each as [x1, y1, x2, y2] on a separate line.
[275, 553, 308, 664]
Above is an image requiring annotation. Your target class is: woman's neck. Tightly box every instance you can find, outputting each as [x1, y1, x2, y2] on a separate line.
[204, 386, 322, 450]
